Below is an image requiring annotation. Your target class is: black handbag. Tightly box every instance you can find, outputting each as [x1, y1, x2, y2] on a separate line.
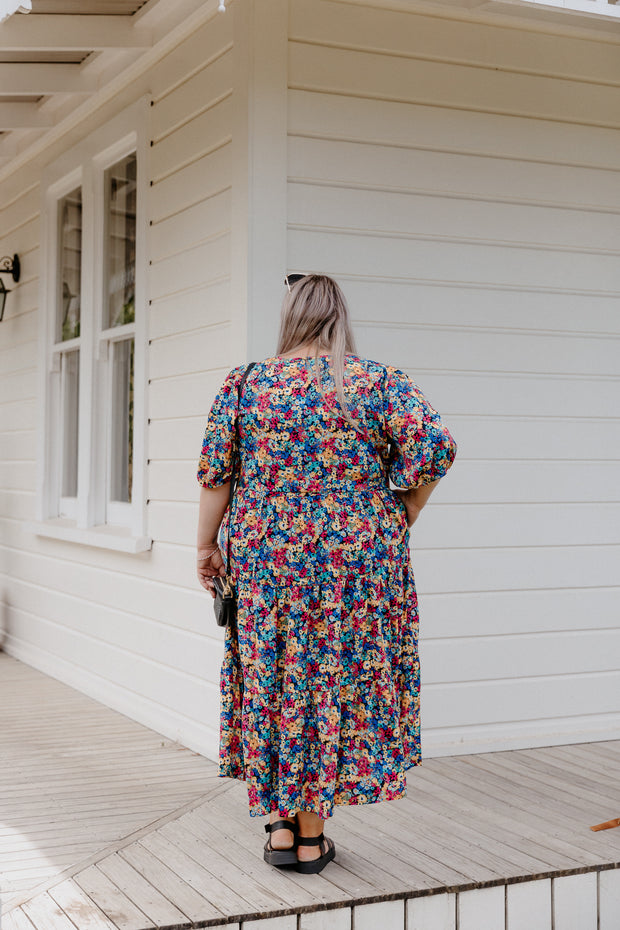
[212, 574, 237, 628]
[213, 361, 257, 628]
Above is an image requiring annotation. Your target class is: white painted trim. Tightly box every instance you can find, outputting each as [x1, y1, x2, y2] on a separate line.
[422, 713, 620, 757]
[230, 2, 251, 366]
[231, 0, 288, 363]
[79, 152, 97, 529]
[27, 520, 152, 554]
[131, 98, 150, 541]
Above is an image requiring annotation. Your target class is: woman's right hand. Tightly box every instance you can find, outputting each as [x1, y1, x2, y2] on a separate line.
[197, 544, 226, 596]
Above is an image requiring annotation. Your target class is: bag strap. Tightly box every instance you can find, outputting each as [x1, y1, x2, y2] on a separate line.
[225, 362, 257, 581]
[378, 365, 396, 487]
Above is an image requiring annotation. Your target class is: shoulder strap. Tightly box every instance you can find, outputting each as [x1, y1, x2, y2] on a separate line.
[381, 366, 395, 486]
[225, 362, 257, 575]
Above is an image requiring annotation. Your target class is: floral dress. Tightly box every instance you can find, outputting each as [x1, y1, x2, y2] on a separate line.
[197, 354, 456, 820]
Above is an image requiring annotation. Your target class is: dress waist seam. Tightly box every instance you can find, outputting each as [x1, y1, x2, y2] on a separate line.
[237, 481, 389, 496]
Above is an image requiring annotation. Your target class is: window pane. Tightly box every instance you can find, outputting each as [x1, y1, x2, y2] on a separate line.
[104, 153, 136, 329]
[57, 187, 82, 342]
[61, 350, 79, 498]
[110, 338, 134, 504]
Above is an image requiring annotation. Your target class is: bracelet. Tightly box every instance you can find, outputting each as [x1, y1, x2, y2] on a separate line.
[197, 544, 220, 563]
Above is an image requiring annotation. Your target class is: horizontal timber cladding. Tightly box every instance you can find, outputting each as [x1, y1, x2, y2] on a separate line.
[0, 9, 235, 760]
[286, 0, 620, 755]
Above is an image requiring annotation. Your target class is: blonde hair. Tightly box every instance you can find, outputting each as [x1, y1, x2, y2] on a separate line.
[276, 274, 361, 429]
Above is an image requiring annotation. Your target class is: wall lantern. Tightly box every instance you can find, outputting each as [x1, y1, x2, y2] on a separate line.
[0, 254, 20, 322]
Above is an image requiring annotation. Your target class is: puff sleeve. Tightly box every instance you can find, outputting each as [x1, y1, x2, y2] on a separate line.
[383, 366, 457, 489]
[196, 366, 244, 488]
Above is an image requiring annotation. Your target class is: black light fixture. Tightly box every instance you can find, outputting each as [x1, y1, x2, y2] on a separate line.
[0, 254, 20, 322]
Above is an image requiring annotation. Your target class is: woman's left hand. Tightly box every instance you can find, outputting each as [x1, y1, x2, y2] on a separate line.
[393, 480, 442, 527]
[197, 544, 226, 597]
[393, 489, 421, 527]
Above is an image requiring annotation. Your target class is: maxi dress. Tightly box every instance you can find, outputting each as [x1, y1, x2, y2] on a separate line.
[197, 354, 456, 820]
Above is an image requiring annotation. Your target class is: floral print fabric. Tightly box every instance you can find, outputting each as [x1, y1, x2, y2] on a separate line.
[197, 354, 456, 819]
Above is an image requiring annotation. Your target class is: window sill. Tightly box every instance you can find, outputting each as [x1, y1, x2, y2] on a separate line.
[28, 519, 152, 554]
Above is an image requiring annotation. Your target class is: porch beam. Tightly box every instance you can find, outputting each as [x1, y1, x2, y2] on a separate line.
[0, 64, 98, 95]
[0, 103, 54, 129]
[0, 14, 152, 50]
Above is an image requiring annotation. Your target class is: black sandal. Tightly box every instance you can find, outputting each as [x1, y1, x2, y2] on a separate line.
[295, 832, 336, 874]
[263, 818, 298, 866]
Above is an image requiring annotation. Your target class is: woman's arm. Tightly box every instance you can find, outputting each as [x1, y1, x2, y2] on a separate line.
[394, 478, 441, 527]
[196, 483, 231, 595]
[197, 483, 230, 548]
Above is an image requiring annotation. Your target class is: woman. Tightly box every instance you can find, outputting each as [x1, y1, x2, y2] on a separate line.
[196, 274, 456, 874]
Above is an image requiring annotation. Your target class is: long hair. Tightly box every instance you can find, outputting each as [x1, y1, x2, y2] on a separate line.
[276, 274, 361, 429]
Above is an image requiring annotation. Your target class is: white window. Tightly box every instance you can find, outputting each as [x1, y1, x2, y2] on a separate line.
[34, 96, 151, 553]
[100, 152, 137, 525]
[55, 183, 82, 519]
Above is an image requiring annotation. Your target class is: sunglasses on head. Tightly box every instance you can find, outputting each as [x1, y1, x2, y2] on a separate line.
[284, 273, 309, 292]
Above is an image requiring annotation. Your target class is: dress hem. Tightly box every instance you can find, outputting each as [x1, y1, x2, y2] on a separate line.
[216, 766, 414, 819]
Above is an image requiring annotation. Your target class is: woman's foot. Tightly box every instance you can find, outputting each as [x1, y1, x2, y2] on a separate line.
[296, 811, 335, 869]
[263, 811, 299, 867]
[268, 810, 296, 850]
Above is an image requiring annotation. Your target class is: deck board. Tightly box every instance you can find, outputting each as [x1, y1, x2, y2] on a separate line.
[46, 879, 120, 930]
[73, 865, 153, 930]
[21, 891, 86, 930]
[404, 765, 589, 870]
[408, 761, 599, 862]
[95, 853, 190, 927]
[138, 829, 261, 916]
[1, 652, 620, 929]
[119, 842, 229, 922]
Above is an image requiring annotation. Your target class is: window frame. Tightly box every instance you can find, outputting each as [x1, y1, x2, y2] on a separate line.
[34, 95, 151, 553]
[94, 143, 138, 527]
[48, 167, 83, 521]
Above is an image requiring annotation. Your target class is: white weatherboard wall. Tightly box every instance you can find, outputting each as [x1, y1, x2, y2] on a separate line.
[0, 8, 238, 758]
[1, 0, 620, 766]
[286, 0, 620, 755]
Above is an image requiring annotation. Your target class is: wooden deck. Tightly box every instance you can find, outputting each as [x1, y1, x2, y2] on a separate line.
[1, 651, 620, 930]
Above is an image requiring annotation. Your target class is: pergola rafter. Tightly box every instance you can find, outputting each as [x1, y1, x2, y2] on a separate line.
[0, 13, 152, 49]
[0, 63, 99, 94]
[0, 102, 54, 127]
[0, 0, 204, 159]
